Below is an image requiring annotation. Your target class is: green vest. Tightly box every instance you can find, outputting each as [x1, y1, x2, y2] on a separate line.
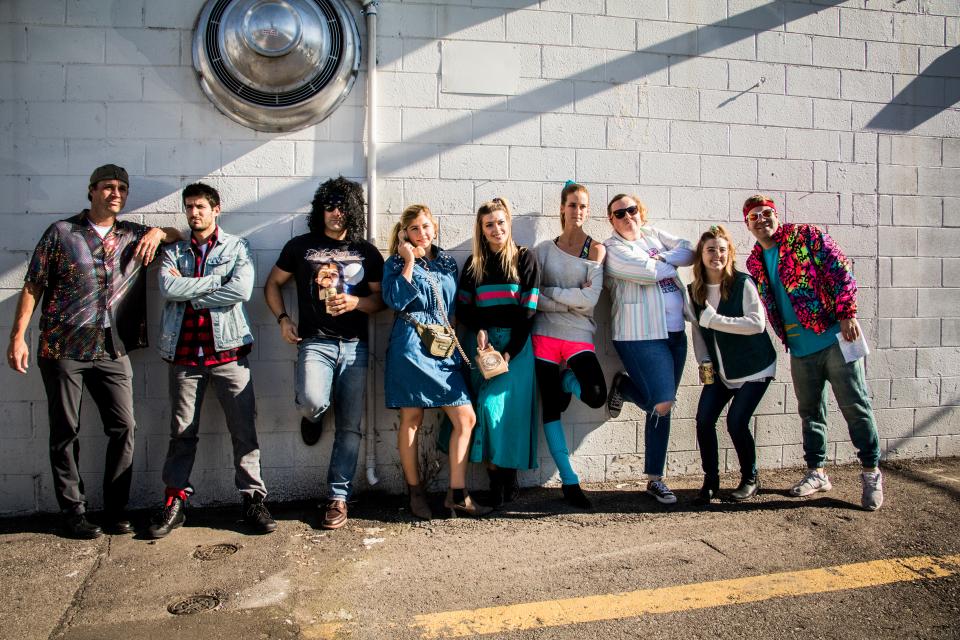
[688, 272, 776, 380]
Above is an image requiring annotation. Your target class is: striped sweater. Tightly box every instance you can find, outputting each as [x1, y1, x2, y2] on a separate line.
[456, 247, 540, 359]
[603, 227, 695, 341]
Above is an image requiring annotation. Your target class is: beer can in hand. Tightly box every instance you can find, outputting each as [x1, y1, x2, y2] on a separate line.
[700, 361, 715, 385]
[324, 288, 338, 313]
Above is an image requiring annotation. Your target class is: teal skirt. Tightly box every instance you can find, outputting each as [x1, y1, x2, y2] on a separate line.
[463, 327, 539, 470]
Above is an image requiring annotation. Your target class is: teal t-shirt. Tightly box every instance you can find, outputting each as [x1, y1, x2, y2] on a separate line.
[763, 246, 839, 357]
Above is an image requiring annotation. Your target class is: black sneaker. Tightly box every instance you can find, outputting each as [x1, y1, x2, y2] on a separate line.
[301, 416, 323, 446]
[607, 372, 626, 419]
[561, 483, 593, 509]
[147, 496, 185, 539]
[62, 513, 103, 540]
[242, 495, 277, 534]
[646, 480, 677, 505]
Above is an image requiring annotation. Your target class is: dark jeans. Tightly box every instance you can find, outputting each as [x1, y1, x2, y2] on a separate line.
[38, 356, 136, 515]
[163, 358, 266, 499]
[613, 331, 687, 476]
[695, 378, 771, 480]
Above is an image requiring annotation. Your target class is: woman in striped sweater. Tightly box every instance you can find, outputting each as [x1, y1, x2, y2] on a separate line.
[603, 194, 694, 505]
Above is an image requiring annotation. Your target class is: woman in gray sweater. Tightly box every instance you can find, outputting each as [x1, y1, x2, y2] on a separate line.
[532, 182, 607, 509]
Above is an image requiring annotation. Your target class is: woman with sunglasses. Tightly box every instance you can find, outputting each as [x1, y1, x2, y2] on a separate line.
[455, 197, 540, 508]
[687, 224, 776, 504]
[531, 182, 607, 509]
[603, 194, 694, 505]
[382, 204, 489, 519]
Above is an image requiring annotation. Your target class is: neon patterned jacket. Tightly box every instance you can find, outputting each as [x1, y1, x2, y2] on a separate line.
[745, 223, 857, 348]
[456, 247, 540, 360]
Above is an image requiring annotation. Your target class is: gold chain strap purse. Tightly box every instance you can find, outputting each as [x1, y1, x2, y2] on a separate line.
[402, 261, 472, 366]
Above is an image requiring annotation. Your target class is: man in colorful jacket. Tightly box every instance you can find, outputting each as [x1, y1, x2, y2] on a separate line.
[743, 194, 883, 511]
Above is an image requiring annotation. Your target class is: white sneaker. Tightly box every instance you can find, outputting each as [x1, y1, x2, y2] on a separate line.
[789, 469, 832, 497]
[861, 470, 883, 511]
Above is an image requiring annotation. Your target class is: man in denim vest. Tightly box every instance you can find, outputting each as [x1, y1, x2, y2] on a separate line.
[743, 194, 883, 511]
[147, 183, 275, 538]
[6, 164, 179, 538]
[264, 177, 384, 530]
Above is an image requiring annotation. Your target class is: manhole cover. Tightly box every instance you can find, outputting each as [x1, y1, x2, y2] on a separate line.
[167, 594, 221, 615]
[193, 543, 239, 561]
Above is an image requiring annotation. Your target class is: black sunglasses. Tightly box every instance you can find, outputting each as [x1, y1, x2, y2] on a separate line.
[611, 205, 638, 219]
[323, 204, 342, 212]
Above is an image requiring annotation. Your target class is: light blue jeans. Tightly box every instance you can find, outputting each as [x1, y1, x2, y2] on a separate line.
[296, 338, 369, 500]
[790, 342, 881, 469]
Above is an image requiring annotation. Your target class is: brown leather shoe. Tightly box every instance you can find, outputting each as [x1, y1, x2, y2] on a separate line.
[320, 499, 348, 530]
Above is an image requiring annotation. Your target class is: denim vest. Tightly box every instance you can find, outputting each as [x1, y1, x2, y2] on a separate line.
[157, 230, 254, 361]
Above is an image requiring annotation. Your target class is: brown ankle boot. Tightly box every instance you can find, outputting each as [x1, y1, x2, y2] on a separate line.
[407, 483, 432, 520]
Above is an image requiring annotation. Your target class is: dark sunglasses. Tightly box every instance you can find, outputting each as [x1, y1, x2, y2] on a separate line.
[611, 205, 638, 219]
[323, 204, 342, 212]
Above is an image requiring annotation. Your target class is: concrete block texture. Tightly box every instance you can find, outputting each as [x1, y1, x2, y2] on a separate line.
[2, 1, 959, 512]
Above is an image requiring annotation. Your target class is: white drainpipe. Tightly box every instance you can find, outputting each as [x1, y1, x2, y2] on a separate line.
[362, 0, 380, 486]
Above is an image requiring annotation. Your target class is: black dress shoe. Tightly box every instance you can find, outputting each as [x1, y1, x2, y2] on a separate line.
[300, 416, 323, 446]
[242, 495, 277, 534]
[103, 510, 135, 534]
[147, 497, 185, 539]
[561, 483, 592, 509]
[63, 514, 103, 540]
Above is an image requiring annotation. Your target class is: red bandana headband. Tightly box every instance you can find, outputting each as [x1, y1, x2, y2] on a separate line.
[743, 199, 776, 219]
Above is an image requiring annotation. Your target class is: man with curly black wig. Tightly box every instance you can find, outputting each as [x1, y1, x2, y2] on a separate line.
[264, 176, 385, 530]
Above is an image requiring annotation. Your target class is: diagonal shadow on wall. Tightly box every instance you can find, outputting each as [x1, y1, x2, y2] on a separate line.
[377, 0, 846, 176]
[865, 46, 960, 132]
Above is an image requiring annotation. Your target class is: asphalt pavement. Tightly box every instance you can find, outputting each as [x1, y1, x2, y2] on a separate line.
[1, 458, 958, 640]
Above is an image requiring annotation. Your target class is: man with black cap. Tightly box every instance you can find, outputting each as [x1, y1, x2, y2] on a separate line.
[5, 164, 180, 538]
[264, 176, 384, 530]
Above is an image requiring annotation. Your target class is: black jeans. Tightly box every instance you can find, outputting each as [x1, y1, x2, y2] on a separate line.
[38, 356, 136, 515]
[695, 378, 771, 480]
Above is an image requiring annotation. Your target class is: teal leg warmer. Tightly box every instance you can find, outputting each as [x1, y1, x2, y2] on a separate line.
[544, 420, 579, 485]
[561, 368, 581, 399]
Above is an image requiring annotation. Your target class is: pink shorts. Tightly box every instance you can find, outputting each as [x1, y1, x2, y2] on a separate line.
[532, 335, 595, 365]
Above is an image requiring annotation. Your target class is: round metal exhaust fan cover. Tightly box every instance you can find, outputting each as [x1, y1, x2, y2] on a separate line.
[193, 0, 360, 132]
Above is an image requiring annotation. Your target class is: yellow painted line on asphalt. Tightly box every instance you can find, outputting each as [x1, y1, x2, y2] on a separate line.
[412, 554, 960, 638]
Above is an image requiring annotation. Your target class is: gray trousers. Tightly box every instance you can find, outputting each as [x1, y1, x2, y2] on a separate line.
[163, 357, 267, 499]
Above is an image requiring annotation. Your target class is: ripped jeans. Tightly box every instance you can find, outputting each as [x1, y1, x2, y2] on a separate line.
[613, 332, 687, 476]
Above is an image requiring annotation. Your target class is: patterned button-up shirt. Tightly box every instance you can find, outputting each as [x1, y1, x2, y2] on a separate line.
[25, 210, 151, 360]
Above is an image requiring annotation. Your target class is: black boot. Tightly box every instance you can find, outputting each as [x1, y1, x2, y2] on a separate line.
[693, 475, 721, 506]
[730, 475, 760, 502]
[487, 468, 504, 509]
[62, 513, 103, 540]
[501, 468, 519, 503]
[561, 483, 592, 509]
[242, 494, 277, 534]
[147, 495, 186, 539]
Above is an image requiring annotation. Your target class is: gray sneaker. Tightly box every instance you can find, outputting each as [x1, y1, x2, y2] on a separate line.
[861, 470, 883, 511]
[789, 469, 832, 497]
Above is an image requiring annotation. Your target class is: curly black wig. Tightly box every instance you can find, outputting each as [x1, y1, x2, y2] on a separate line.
[309, 176, 366, 242]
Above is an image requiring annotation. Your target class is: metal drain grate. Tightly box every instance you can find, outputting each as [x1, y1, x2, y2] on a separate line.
[167, 594, 222, 615]
[193, 543, 239, 561]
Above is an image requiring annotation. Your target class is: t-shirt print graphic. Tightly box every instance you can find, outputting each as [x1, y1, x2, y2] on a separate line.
[648, 247, 679, 294]
[306, 248, 366, 307]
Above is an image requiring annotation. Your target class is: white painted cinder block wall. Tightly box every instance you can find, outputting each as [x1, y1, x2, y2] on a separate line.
[1, 0, 958, 514]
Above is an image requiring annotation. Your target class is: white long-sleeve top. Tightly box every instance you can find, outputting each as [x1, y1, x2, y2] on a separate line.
[533, 239, 604, 344]
[603, 227, 694, 341]
[688, 280, 777, 388]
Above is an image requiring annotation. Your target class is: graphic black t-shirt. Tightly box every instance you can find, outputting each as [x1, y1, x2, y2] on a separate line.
[275, 232, 384, 342]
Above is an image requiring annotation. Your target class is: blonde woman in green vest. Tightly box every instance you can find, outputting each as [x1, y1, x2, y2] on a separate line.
[686, 225, 777, 505]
